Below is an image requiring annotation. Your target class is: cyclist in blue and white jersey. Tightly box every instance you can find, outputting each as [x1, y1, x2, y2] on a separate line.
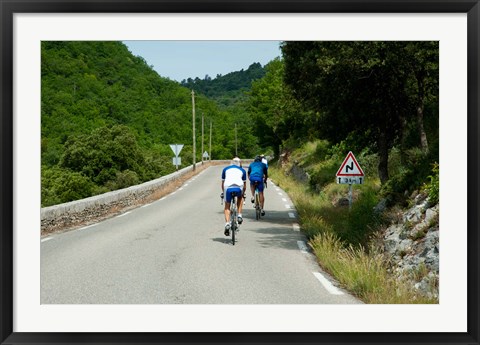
[221, 157, 247, 236]
[248, 155, 268, 216]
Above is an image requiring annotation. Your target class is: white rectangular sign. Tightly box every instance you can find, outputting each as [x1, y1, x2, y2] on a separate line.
[172, 157, 181, 166]
[337, 176, 364, 185]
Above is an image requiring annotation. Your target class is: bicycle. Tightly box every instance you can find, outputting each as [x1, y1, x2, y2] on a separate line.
[253, 181, 261, 220]
[221, 191, 241, 245]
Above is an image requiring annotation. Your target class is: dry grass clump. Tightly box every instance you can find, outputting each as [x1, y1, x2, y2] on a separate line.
[311, 232, 437, 304]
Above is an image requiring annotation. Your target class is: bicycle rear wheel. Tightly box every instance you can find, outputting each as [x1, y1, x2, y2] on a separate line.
[255, 191, 260, 220]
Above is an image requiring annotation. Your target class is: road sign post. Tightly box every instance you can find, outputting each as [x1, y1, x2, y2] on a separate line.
[336, 151, 365, 210]
[169, 144, 184, 170]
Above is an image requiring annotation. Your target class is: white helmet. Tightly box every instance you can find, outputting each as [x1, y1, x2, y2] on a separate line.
[232, 157, 241, 166]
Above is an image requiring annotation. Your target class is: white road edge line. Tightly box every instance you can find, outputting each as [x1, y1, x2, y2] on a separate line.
[80, 224, 96, 230]
[297, 241, 309, 254]
[117, 211, 131, 218]
[293, 223, 300, 231]
[288, 212, 296, 218]
[313, 272, 344, 295]
[282, 198, 287, 202]
[285, 204, 291, 209]
[41, 237, 52, 243]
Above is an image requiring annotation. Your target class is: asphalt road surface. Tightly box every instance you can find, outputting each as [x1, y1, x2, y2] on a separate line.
[41, 165, 362, 304]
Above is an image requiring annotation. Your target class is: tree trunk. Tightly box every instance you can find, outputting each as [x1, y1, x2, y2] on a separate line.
[399, 113, 408, 165]
[417, 103, 429, 153]
[416, 74, 429, 153]
[378, 128, 389, 184]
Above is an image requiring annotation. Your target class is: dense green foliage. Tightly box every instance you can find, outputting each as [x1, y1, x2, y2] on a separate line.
[41, 41, 261, 206]
[180, 62, 265, 107]
[247, 58, 310, 157]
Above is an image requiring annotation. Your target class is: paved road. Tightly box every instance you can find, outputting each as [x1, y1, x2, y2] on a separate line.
[41, 165, 361, 304]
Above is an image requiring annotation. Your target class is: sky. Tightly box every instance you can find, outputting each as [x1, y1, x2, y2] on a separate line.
[123, 41, 282, 82]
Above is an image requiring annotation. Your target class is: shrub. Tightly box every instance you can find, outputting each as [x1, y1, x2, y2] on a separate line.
[42, 166, 95, 207]
[301, 215, 334, 239]
[380, 148, 434, 205]
[423, 162, 439, 205]
[308, 158, 341, 191]
[346, 188, 380, 245]
[114, 170, 140, 189]
[59, 124, 146, 184]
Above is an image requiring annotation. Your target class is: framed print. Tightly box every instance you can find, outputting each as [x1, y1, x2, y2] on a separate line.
[1, 0, 479, 344]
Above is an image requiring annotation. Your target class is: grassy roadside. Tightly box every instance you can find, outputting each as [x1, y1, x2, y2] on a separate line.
[269, 166, 437, 304]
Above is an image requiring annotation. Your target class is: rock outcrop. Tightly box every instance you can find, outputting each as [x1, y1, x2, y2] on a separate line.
[382, 194, 439, 300]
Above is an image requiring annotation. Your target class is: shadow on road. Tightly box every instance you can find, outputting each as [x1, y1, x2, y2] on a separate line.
[252, 225, 305, 251]
[211, 209, 306, 251]
[240, 209, 295, 225]
[212, 237, 235, 246]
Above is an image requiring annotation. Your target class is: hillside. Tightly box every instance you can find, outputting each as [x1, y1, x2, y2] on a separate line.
[180, 62, 266, 107]
[41, 41, 261, 206]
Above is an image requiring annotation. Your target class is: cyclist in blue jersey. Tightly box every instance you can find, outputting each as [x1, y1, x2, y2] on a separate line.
[248, 155, 268, 216]
[221, 157, 247, 236]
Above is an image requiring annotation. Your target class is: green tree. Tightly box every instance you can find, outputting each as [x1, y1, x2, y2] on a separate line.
[59, 125, 146, 185]
[42, 166, 96, 206]
[248, 58, 307, 157]
[403, 42, 439, 153]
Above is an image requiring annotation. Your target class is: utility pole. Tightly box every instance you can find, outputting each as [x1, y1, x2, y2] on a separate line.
[191, 90, 196, 171]
[201, 112, 204, 165]
[209, 120, 212, 162]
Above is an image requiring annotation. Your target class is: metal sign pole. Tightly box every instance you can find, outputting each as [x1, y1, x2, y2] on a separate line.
[175, 145, 178, 170]
[348, 184, 352, 210]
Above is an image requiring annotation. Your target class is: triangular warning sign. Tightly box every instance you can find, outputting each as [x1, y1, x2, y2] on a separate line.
[336, 151, 364, 177]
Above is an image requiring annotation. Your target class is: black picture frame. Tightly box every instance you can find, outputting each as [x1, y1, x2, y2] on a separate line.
[1, 1, 479, 344]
